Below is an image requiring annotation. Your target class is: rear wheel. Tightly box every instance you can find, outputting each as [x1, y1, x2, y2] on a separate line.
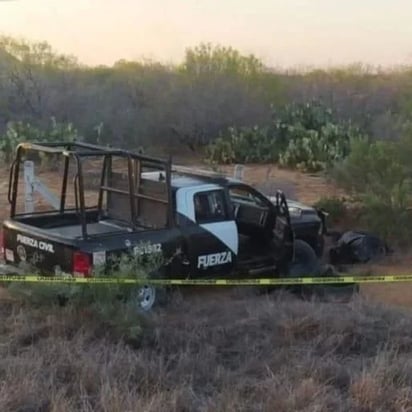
[132, 285, 157, 312]
[128, 284, 171, 312]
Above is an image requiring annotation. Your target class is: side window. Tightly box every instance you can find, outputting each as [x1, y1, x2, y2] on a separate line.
[194, 190, 228, 223]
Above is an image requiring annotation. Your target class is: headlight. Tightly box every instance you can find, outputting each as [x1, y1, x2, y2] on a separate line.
[288, 206, 302, 217]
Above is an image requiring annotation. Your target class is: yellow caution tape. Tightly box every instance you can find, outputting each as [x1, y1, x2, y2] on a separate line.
[0, 274, 411, 285]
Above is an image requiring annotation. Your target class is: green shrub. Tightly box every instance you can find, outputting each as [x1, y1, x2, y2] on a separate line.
[206, 125, 276, 164]
[332, 137, 412, 245]
[206, 100, 365, 171]
[332, 138, 407, 197]
[357, 194, 412, 245]
[313, 196, 348, 225]
[0, 117, 78, 164]
[278, 122, 361, 172]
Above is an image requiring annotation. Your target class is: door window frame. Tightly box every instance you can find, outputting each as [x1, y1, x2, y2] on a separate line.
[194, 189, 229, 224]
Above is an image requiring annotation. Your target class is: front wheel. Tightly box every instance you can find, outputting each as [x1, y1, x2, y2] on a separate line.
[288, 239, 321, 277]
[260, 239, 320, 295]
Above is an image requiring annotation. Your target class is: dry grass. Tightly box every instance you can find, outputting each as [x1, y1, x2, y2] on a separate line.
[3, 162, 412, 411]
[1, 288, 412, 411]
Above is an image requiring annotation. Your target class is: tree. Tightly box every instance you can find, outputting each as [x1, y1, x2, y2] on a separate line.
[180, 43, 264, 77]
[0, 36, 79, 125]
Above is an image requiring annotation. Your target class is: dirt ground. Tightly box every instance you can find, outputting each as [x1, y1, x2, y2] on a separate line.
[1, 162, 412, 309]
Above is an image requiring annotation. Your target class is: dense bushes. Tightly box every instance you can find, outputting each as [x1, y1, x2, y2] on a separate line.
[206, 125, 274, 163]
[313, 196, 348, 226]
[207, 100, 365, 171]
[1, 36, 411, 152]
[332, 136, 412, 245]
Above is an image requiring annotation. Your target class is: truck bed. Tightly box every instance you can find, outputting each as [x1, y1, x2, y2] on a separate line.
[7, 210, 137, 240]
[44, 220, 133, 239]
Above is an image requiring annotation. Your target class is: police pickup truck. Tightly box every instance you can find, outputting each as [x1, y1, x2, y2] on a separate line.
[1, 142, 325, 310]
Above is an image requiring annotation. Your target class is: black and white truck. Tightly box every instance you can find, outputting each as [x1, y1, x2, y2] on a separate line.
[0, 141, 329, 310]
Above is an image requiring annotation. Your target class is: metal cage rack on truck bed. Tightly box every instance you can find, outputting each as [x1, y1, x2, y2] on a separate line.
[8, 141, 174, 238]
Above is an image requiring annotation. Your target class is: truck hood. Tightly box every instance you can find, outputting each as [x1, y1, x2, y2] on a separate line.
[268, 196, 318, 215]
[268, 196, 323, 224]
[286, 199, 319, 214]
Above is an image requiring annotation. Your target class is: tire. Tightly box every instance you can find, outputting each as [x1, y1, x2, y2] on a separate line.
[260, 239, 320, 296]
[128, 285, 170, 313]
[297, 235, 324, 258]
[288, 239, 321, 277]
[285, 239, 321, 297]
[131, 285, 157, 312]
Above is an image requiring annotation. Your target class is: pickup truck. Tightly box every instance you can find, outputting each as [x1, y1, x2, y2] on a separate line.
[0, 141, 326, 310]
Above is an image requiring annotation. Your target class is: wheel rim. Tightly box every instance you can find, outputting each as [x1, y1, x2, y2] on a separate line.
[136, 285, 156, 311]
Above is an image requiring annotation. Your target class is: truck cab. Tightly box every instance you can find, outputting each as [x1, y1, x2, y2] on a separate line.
[168, 171, 294, 278]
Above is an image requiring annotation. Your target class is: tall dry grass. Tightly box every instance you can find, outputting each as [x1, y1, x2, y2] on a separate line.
[0, 288, 412, 411]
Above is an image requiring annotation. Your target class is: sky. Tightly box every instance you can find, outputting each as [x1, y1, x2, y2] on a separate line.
[0, 0, 411, 68]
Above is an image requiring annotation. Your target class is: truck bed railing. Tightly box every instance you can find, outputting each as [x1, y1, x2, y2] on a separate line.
[32, 141, 170, 165]
[9, 141, 174, 238]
